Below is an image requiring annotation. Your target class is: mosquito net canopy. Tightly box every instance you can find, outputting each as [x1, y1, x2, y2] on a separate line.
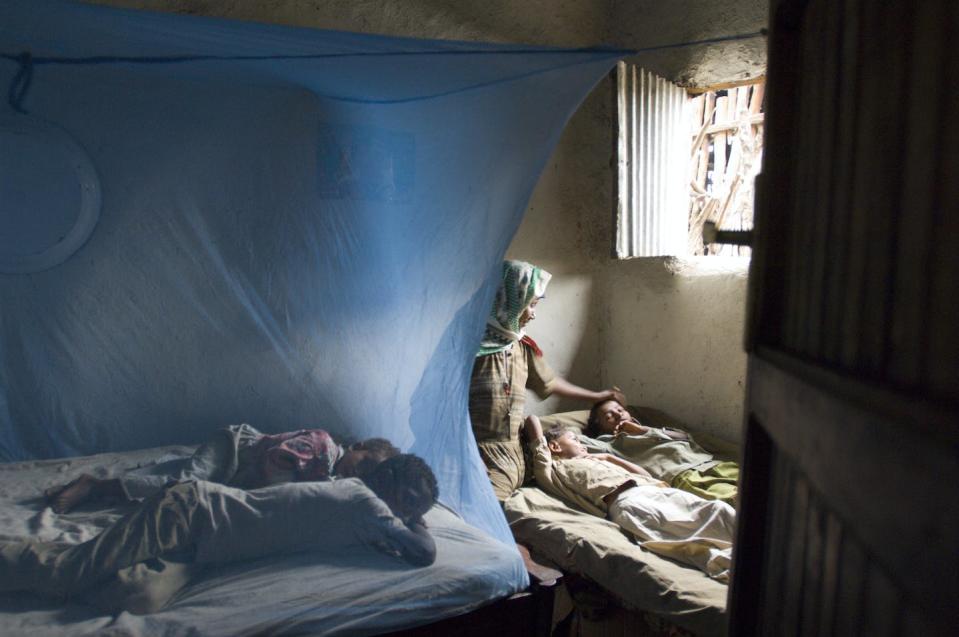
[0, 0, 624, 544]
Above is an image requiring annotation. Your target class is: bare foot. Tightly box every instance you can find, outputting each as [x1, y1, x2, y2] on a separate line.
[45, 474, 100, 514]
[516, 543, 562, 586]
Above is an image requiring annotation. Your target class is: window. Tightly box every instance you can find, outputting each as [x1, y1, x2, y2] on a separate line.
[615, 63, 764, 258]
[688, 83, 764, 256]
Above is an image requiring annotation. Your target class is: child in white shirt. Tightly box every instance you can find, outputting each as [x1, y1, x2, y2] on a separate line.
[525, 415, 735, 581]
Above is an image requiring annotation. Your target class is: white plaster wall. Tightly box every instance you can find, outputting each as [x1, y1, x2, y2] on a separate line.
[86, 0, 762, 442]
[598, 258, 749, 441]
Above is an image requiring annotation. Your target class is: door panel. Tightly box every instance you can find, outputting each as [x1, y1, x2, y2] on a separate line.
[733, 355, 958, 634]
[729, 0, 959, 634]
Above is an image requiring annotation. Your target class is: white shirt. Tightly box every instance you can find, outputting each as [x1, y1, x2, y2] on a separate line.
[191, 478, 413, 564]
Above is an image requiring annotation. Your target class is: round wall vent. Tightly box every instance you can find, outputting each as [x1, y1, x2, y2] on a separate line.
[0, 114, 101, 274]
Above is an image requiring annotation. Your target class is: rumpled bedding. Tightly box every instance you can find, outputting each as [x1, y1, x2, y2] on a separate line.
[504, 486, 728, 637]
[114, 424, 259, 499]
[0, 445, 527, 636]
[511, 408, 733, 636]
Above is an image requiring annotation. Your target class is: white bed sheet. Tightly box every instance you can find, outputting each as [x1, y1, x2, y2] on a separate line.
[0, 446, 528, 636]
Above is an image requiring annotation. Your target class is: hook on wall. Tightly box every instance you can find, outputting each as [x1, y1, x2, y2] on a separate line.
[6, 51, 34, 114]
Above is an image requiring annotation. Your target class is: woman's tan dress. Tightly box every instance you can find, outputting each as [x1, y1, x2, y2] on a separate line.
[469, 341, 556, 500]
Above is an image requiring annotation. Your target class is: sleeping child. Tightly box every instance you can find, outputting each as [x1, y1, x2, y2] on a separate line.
[585, 399, 740, 505]
[525, 414, 735, 581]
[45, 424, 400, 513]
[2, 454, 439, 609]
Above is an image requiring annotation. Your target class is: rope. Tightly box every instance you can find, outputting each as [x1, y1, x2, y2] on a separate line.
[1, 30, 766, 111]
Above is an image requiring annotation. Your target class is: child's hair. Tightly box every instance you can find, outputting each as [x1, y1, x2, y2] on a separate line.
[544, 426, 569, 445]
[363, 454, 439, 517]
[352, 437, 400, 459]
[586, 400, 612, 437]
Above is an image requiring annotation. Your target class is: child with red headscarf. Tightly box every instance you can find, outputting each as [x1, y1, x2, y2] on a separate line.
[44, 425, 399, 513]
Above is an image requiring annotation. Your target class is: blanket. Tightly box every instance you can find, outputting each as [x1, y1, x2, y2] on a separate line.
[504, 486, 728, 637]
[0, 446, 527, 635]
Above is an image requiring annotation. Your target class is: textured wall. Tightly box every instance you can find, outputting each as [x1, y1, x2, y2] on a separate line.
[85, 0, 761, 441]
[609, 0, 767, 88]
[600, 258, 749, 440]
[87, 0, 766, 87]
[86, 0, 608, 46]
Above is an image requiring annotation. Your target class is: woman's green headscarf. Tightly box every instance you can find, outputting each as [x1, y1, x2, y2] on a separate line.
[476, 260, 552, 356]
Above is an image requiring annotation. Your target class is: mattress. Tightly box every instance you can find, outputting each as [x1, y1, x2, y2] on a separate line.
[0, 445, 527, 636]
[504, 486, 728, 637]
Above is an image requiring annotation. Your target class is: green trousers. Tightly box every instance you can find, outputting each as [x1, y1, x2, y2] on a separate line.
[671, 461, 740, 506]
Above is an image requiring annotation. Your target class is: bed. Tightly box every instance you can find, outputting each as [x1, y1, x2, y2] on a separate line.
[0, 444, 530, 636]
[504, 407, 739, 637]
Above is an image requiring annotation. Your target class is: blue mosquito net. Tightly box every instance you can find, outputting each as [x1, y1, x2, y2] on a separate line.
[0, 0, 624, 545]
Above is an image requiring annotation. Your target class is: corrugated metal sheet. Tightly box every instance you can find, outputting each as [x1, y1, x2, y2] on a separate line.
[615, 63, 689, 258]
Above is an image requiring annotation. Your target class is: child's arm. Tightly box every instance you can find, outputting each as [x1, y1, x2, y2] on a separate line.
[613, 419, 649, 436]
[395, 519, 436, 567]
[656, 427, 690, 441]
[595, 453, 654, 479]
[525, 414, 545, 443]
[524, 416, 559, 491]
[615, 419, 690, 441]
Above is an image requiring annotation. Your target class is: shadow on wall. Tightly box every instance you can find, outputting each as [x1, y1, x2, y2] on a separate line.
[551, 272, 605, 412]
[512, 271, 605, 416]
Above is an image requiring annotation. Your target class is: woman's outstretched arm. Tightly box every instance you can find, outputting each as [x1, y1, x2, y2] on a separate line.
[548, 379, 625, 406]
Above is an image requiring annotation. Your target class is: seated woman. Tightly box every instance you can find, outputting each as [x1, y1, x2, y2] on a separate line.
[45, 424, 399, 513]
[525, 415, 734, 581]
[2, 454, 440, 606]
[585, 399, 739, 505]
[469, 260, 624, 501]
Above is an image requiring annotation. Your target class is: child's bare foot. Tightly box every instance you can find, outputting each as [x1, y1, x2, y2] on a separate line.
[515, 543, 562, 586]
[44, 474, 100, 513]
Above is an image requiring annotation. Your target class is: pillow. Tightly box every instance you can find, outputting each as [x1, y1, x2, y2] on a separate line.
[537, 406, 739, 458]
[537, 406, 688, 436]
[537, 410, 590, 434]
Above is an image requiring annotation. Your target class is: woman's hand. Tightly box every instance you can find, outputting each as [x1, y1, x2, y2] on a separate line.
[547, 380, 626, 406]
[603, 386, 627, 406]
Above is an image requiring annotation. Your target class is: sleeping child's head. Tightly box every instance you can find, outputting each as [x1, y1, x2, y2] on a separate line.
[362, 454, 439, 525]
[335, 438, 400, 479]
[587, 399, 631, 436]
[545, 426, 588, 459]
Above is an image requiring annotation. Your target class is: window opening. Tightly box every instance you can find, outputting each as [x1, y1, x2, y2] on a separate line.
[688, 83, 764, 256]
[615, 63, 764, 258]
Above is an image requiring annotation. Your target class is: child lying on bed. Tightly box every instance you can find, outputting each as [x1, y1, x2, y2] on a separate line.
[585, 399, 740, 505]
[45, 424, 399, 513]
[1, 454, 439, 608]
[525, 415, 735, 581]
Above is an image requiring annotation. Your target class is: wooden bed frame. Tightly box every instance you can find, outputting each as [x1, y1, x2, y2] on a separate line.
[387, 545, 562, 637]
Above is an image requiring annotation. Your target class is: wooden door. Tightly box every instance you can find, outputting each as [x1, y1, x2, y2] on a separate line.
[728, 1, 959, 635]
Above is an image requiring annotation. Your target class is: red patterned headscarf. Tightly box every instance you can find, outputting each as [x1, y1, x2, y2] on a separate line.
[252, 429, 344, 486]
